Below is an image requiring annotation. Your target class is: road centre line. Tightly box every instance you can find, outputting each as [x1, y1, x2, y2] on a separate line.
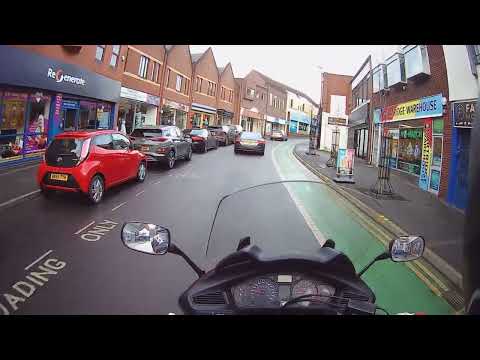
[24, 250, 53, 271]
[135, 190, 145, 197]
[111, 202, 127, 211]
[154, 180, 162, 185]
[0, 189, 41, 209]
[74, 221, 95, 235]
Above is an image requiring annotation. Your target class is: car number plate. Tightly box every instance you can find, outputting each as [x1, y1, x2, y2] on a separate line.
[50, 173, 68, 181]
[241, 141, 256, 146]
[141, 146, 149, 152]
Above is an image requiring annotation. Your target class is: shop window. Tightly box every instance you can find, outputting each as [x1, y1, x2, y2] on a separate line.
[0, 92, 27, 162]
[139, 56, 149, 79]
[398, 127, 423, 176]
[95, 45, 105, 61]
[372, 64, 387, 93]
[433, 118, 444, 135]
[386, 53, 406, 88]
[298, 122, 308, 131]
[96, 103, 111, 129]
[110, 45, 121, 67]
[79, 101, 97, 129]
[176, 75, 183, 92]
[403, 45, 430, 80]
[24, 94, 50, 156]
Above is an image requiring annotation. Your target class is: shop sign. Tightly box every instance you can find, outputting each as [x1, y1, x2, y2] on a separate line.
[290, 109, 311, 125]
[453, 101, 476, 128]
[336, 149, 355, 176]
[120, 87, 148, 102]
[419, 119, 433, 190]
[266, 115, 286, 125]
[382, 94, 443, 122]
[146, 94, 160, 106]
[164, 100, 189, 112]
[47, 68, 86, 86]
[191, 103, 217, 114]
[328, 117, 347, 126]
[217, 109, 234, 118]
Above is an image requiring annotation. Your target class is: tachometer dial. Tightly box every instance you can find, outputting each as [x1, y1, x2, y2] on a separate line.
[292, 280, 318, 298]
[248, 278, 279, 307]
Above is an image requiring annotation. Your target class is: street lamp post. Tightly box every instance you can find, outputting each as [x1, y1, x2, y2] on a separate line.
[306, 66, 323, 155]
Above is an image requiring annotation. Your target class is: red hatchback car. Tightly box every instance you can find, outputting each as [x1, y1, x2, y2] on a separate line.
[37, 130, 147, 204]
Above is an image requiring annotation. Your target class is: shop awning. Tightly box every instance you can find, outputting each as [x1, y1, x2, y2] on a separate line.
[348, 101, 369, 127]
[241, 107, 264, 120]
[191, 103, 217, 114]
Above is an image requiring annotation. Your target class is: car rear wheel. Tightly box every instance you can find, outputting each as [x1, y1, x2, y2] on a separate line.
[166, 151, 176, 169]
[88, 175, 104, 205]
[185, 146, 192, 161]
[137, 161, 147, 182]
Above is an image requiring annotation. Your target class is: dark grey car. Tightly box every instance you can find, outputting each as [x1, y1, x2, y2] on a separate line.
[130, 126, 192, 169]
[234, 131, 265, 156]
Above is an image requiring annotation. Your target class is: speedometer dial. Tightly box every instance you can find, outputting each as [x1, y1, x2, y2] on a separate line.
[292, 280, 318, 298]
[248, 278, 279, 307]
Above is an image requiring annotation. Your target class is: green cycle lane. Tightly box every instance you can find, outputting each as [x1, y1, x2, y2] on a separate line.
[272, 141, 454, 315]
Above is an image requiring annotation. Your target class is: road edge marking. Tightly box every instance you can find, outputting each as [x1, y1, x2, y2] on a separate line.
[111, 201, 127, 212]
[74, 221, 95, 235]
[0, 189, 41, 209]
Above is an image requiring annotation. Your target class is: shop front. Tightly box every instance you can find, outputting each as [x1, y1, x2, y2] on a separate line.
[118, 86, 160, 134]
[448, 100, 476, 210]
[191, 103, 217, 128]
[240, 108, 265, 135]
[265, 115, 286, 135]
[380, 93, 445, 195]
[348, 101, 370, 159]
[0, 45, 121, 168]
[288, 109, 310, 136]
[372, 108, 382, 166]
[217, 109, 234, 126]
[160, 99, 189, 130]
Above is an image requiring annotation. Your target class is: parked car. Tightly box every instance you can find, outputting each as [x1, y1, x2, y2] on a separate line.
[270, 130, 288, 141]
[129, 126, 192, 169]
[234, 131, 265, 156]
[37, 130, 146, 204]
[231, 124, 243, 136]
[183, 128, 218, 153]
[208, 125, 236, 145]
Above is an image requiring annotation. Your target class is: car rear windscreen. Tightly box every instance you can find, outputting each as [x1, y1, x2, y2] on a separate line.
[131, 129, 163, 137]
[190, 129, 207, 136]
[45, 138, 86, 167]
[240, 132, 262, 140]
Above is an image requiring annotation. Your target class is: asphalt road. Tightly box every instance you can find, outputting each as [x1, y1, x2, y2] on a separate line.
[0, 138, 312, 315]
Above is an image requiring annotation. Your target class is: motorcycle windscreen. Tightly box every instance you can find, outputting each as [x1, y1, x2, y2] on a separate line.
[205, 181, 331, 268]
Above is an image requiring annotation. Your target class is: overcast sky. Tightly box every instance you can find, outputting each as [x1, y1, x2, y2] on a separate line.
[190, 45, 400, 104]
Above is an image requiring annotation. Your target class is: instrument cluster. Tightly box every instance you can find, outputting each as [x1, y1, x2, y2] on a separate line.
[231, 273, 336, 308]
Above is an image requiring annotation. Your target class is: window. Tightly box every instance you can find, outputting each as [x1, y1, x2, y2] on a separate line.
[95, 45, 105, 61]
[372, 64, 387, 93]
[404, 45, 430, 79]
[110, 45, 120, 67]
[261, 93, 265, 101]
[247, 88, 255, 98]
[290, 99, 294, 108]
[166, 69, 171, 87]
[230, 90, 234, 102]
[185, 79, 190, 95]
[386, 53, 406, 88]
[139, 56, 149, 79]
[94, 134, 114, 150]
[302, 104, 305, 112]
[112, 133, 130, 150]
[176, 75, 183, 92]
[221, 87, 225, 100]
[151, 62, 160, 82]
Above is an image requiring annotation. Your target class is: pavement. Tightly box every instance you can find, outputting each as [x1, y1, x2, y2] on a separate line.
[0, 138, 457, 314]
[293, 143, 464, 294]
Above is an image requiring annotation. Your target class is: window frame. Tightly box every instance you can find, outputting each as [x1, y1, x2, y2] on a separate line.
[175, 74, 183, 92]
[404, 45, 431, 79]
[112, 133, 130, 150]
[95, 45, 105, 62]
[138, 56, 149, 79]
[109, 45, 121, 67]
[93, 134, 114, 150]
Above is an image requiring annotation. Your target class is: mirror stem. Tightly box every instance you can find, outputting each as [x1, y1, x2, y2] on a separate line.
[358, 252, 390, 277]
[169, 244, 205, 278]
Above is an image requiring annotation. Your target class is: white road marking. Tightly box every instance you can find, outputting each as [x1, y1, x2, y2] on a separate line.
[24, 250, 53, 271]
[74, 221, 95, 235]
[0, 189, 41, 209]
[0, 163, 39, 177]
[154, 180, 162, 185]
[135, 190, 145, 197]
[111, 202, 127, 211]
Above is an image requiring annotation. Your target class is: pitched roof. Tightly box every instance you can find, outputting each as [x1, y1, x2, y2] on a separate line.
[217, 66, 225, 74]
[191, 53, 203, 63]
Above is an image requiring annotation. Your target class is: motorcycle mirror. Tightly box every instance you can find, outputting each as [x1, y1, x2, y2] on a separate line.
[389, 235, 425, 262]
[121, 222, 170, 255]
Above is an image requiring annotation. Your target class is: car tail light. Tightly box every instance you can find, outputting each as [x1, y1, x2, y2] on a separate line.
[150, 136, 168, 142]
[191, 136, 204, 142]
[156, 147, 169, 154]
[257, 139, 266, 145]
[77, 138, 91, 165]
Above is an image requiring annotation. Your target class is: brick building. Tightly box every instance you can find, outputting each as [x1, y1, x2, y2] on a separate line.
[216, 63, 236, 126]
[119, 45, 165, 133]
[319, 72, 353, 151]
[1, 45, 124, 168]
[237, 70, 269, 134]
[371, 45, 450, 199]
[159, 45, 193, 130]
[255, 72, 288, 135]
[190, 48, 219, 128]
